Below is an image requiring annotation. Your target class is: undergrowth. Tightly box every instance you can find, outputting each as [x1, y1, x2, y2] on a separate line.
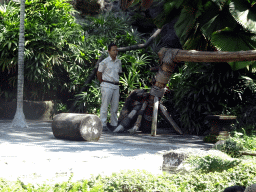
[0, 159, 255, 192]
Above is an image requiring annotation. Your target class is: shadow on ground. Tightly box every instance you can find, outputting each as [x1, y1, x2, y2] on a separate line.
[0, 119, 213, 157]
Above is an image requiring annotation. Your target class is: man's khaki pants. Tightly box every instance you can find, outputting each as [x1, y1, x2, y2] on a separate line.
[100, 86, 119, 127]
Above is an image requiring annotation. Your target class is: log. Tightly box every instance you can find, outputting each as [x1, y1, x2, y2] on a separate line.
[128, 101, 148, 134]
[113, 104, 142, 133]
[162, 48, 256, 63]
[159, 104, 183, 135]
[52, 113, 102, 141]
[241, 151, 256, 156]
[151, 96, 159, 136]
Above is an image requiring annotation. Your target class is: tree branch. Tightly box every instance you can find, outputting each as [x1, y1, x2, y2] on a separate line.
[117, 28, 161, 52]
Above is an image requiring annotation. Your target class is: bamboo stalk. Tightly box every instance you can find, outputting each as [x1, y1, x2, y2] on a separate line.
[128, 101, 148, 134]
[173, 49, 256, 63]
[159, 104, 183, 135]
[113, 109, 139, 133]
[151, 97, 159, 136]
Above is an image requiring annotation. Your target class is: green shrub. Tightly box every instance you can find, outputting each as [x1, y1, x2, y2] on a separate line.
[230, 129, 256, 152]
[170, 62, 241, 135]
[0, 0, 85, 101]
[0, 159, 256, 192]
[214, 138, 245, 158]
[186, 154, 241, 173]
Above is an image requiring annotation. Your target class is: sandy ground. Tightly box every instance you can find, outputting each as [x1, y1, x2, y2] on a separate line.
[0, 119, 213, 185]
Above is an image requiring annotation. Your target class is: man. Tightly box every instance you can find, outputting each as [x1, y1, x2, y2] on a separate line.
[97, 42, 122, 131]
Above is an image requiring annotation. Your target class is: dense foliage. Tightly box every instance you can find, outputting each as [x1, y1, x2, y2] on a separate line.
[0, 0, 85, 102]
[0, 0, 157, 115]
[152, 0, 256, 134]
[169, 62, 252, 134]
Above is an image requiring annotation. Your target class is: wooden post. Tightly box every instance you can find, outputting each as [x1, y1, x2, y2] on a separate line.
[151, 97, 159, 136]
[159, 104, 183, 135]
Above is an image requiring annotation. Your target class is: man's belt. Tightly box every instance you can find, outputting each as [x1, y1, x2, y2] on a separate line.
[102, 80, 119, 85]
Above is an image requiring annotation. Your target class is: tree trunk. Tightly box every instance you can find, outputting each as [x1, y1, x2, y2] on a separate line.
[52, 113, 102, 141]
[11, 0, 28, 128]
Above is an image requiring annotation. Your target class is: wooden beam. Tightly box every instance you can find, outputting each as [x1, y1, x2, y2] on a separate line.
[174, 49, 256, 63]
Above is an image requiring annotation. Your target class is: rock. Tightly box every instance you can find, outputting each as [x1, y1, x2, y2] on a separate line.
[52, 113, 102, 141]
[0, 100, 54, 120]
[160, 147, 232, 174]
[157, 18, 182, 49]
[73, 0, 103, 15]
[147, 0, 165, 20]
[213, 140, 226, 150]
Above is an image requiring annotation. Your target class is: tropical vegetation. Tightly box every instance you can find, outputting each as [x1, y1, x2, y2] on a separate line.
[0, 0, 156, 115]
[143, 0, 256, 134]
[1, 0, 256, 134]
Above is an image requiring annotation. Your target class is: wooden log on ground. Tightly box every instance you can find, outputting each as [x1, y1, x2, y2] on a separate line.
[128, 101, 148, 134]
[113, 104, 142, 133]
[52, 113, 102, 141]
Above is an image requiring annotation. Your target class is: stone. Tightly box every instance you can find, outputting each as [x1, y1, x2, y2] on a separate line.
[0, 100, 54, 120]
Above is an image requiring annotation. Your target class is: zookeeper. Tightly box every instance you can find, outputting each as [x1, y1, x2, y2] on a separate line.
[97, 42, 122, 131]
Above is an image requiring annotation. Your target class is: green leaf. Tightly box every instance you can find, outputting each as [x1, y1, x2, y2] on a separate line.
[212, 27, 256, 70]
[173, 0, 187, 9]
[211, 27, 256, 51]
[8, 41, 11, 50]
[229, 61, 254, 70]
[211, 0, 229, 10]
[229, 0, 256, 33]
[174, 6, 197, 45]
[200, 3, 236, 39]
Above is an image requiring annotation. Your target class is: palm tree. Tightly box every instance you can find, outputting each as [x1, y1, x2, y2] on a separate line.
[11, 0, 28, 128]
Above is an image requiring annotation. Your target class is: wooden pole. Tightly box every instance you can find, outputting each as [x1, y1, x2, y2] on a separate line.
[170, 49, 256, 63]
[159, 103, 183, 135]
[151, 96, 159, 136]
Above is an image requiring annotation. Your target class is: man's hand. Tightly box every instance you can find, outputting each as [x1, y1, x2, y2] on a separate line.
[97, 71, 103, 83]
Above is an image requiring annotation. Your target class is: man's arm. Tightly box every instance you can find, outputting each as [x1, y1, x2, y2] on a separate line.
[97, 71, 103, 83]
